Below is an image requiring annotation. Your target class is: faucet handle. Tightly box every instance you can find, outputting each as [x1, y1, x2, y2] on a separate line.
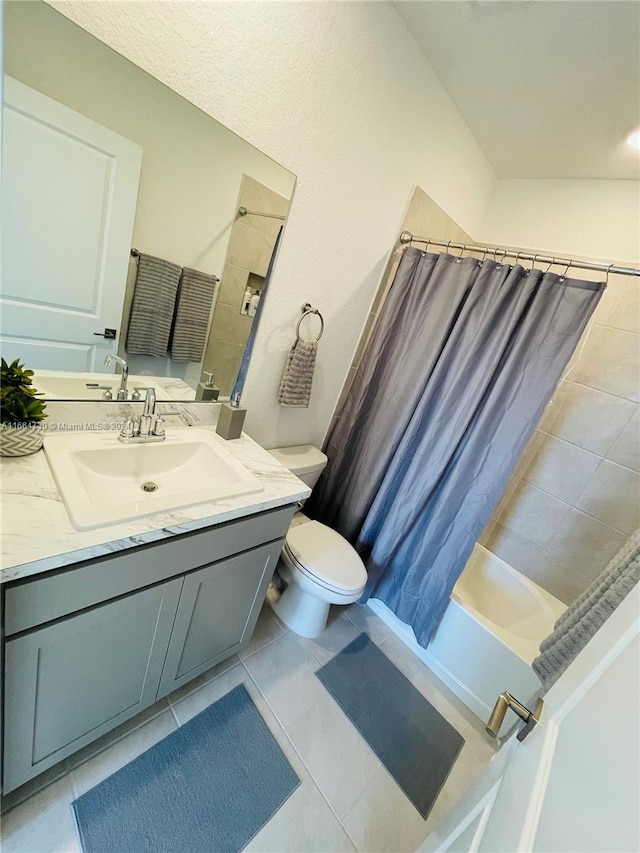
[120, 418, 136, 439]
[86, 384, 113, 400]
[152, 416, 166, 437]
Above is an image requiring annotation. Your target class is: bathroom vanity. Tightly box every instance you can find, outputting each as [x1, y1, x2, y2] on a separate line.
[0, 429, 309, 794]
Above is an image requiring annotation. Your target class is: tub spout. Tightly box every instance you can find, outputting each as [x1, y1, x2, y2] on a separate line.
[486, 692, 544, 741]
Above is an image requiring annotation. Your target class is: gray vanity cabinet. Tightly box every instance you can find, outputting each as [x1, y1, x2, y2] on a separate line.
[3, 578, 182, 793]
[157, 540, 281, 696]
[2, 504, 295, 794]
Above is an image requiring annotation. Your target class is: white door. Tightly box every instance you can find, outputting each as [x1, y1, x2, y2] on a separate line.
[1, 76, 142, 372]
[423, 586, 640, 853]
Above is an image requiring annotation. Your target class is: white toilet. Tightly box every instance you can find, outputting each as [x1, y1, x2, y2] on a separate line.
[267, 445, 368, 638]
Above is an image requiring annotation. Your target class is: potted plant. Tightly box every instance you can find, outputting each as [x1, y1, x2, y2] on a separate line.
[0, 358, 47, 456]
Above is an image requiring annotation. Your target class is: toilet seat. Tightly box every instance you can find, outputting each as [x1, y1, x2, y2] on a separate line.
[284, 520, 367, 595]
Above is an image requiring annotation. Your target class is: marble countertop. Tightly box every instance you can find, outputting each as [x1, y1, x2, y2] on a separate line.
[0, 428, 310, 585]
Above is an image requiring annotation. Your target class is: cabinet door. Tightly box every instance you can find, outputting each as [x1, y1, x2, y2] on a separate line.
[157, 541, 281, 697]
[3, 578, 182, 792]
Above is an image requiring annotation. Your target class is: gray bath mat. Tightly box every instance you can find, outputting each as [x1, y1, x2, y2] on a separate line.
[316, 632, 464, 819]
[72, 684, 300, 852]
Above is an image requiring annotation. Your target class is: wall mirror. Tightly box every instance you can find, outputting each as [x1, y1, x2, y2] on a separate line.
[1, 0, 296, 401]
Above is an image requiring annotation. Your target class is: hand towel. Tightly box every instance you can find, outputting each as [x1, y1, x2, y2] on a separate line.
[278, 339, 317, 407]
[532, 530, 640, 691]
[170, 267, 218, 362]
[126, 254, 182, 357]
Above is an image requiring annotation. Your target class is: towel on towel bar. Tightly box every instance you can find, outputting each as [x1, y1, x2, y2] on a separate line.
[278, 340, 317, 407]
[126, 254, 181, 357]
[171, 267, 218, 362]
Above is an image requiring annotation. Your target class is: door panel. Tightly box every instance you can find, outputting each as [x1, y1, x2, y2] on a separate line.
[1, 76, 142, 371]
[3, 578, 182, 792]
[421, 588, 640, 852]
[158, 542, 281, 697]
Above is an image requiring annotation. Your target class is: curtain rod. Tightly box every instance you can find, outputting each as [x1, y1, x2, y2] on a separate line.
[399, 231, 640, 278]
[238, 206, 286, 221]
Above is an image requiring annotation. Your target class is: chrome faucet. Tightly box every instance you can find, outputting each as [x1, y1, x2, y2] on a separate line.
[119, 388, 166, 443]
[104, 354, 129, 400]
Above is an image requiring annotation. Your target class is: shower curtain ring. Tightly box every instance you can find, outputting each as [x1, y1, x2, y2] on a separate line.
[446, 241, 452, 254]
[560, 259, 572, 280]
[544, 257, 555, 273]
[606, 263, 614, 285]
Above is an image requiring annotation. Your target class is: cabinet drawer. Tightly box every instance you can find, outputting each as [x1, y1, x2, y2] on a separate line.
[5, 504, 295, 635]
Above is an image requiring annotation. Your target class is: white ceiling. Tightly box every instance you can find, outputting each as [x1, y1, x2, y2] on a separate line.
[394, 1, 640, 180]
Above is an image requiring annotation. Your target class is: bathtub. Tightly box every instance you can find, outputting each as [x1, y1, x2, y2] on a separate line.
[368, 545, 566, 729]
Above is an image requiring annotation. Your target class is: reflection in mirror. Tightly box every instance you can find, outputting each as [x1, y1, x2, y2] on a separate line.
[1, 0, 295, 401]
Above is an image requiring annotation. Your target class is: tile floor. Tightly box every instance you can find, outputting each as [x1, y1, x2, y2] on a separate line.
[1, 603, 498, 853]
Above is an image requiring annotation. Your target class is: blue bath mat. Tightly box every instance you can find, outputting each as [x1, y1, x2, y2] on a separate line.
[72, 684, 300, 853]
[317, 633, 464, 819]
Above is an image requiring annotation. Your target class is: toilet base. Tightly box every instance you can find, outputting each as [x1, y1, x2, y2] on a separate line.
[269, 581, 331, 639]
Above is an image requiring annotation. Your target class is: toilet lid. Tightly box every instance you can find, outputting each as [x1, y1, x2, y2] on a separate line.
[284, 520, 367, 593]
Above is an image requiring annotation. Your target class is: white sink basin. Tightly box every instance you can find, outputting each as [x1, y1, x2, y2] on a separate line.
[44, 429, 263, 529]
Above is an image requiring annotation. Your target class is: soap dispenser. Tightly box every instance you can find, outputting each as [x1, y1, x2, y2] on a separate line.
[196, 371, 220, 402]
[216, 393, 247, 440]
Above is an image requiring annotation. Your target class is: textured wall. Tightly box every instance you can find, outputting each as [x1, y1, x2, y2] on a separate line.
[479, 179, 640, 264]
[48, 0, 496, 450]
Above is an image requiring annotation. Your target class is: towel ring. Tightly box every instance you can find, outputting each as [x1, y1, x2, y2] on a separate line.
[296, 308, 324, 343]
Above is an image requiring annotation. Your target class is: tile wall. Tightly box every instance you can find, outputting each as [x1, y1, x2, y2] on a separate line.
[481, 268, 639, 603]
[202, 175, 289, 395]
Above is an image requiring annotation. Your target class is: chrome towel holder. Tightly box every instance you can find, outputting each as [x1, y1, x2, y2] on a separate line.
[297, 303, 324, 342]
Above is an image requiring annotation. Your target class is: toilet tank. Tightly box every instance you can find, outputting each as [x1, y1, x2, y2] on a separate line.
[268, 445, 328, 489]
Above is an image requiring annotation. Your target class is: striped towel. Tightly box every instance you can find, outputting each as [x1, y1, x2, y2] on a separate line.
[278, 339, 317, 407]
[533, 530, 640, 691]
[126, 254, 181, 357]
[171, 267, 218, 362]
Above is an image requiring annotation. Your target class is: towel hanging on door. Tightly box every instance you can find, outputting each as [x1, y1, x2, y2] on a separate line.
[126, 253, 181, 357]
[532, 530, 640, 691]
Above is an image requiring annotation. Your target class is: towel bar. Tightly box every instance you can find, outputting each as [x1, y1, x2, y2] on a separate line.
[297, 304, 324, 342]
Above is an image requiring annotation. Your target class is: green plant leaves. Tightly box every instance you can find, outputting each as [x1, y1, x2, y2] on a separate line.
[1, 358, 47, 425]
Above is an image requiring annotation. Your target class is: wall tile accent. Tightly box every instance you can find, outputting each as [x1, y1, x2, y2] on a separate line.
[571, 325, 640, 403]
[607, 411, 640, 473]
[496, 481, 570, 547]
[545, 508, 627, 581]
[537, 382, 635, 456]
[485, 268, 639, 604]
[520, 434, 601, 504]
[203, 175, 288, 394]
[575, 461, 640, 535]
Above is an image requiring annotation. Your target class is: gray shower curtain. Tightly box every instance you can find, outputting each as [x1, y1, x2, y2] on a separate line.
[308, 247, 605, 647]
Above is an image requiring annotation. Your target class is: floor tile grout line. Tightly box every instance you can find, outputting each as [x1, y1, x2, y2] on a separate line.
[238, 627, 286, 663]
[239, 659, 364, 852]
[344, 608, 391, 647]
